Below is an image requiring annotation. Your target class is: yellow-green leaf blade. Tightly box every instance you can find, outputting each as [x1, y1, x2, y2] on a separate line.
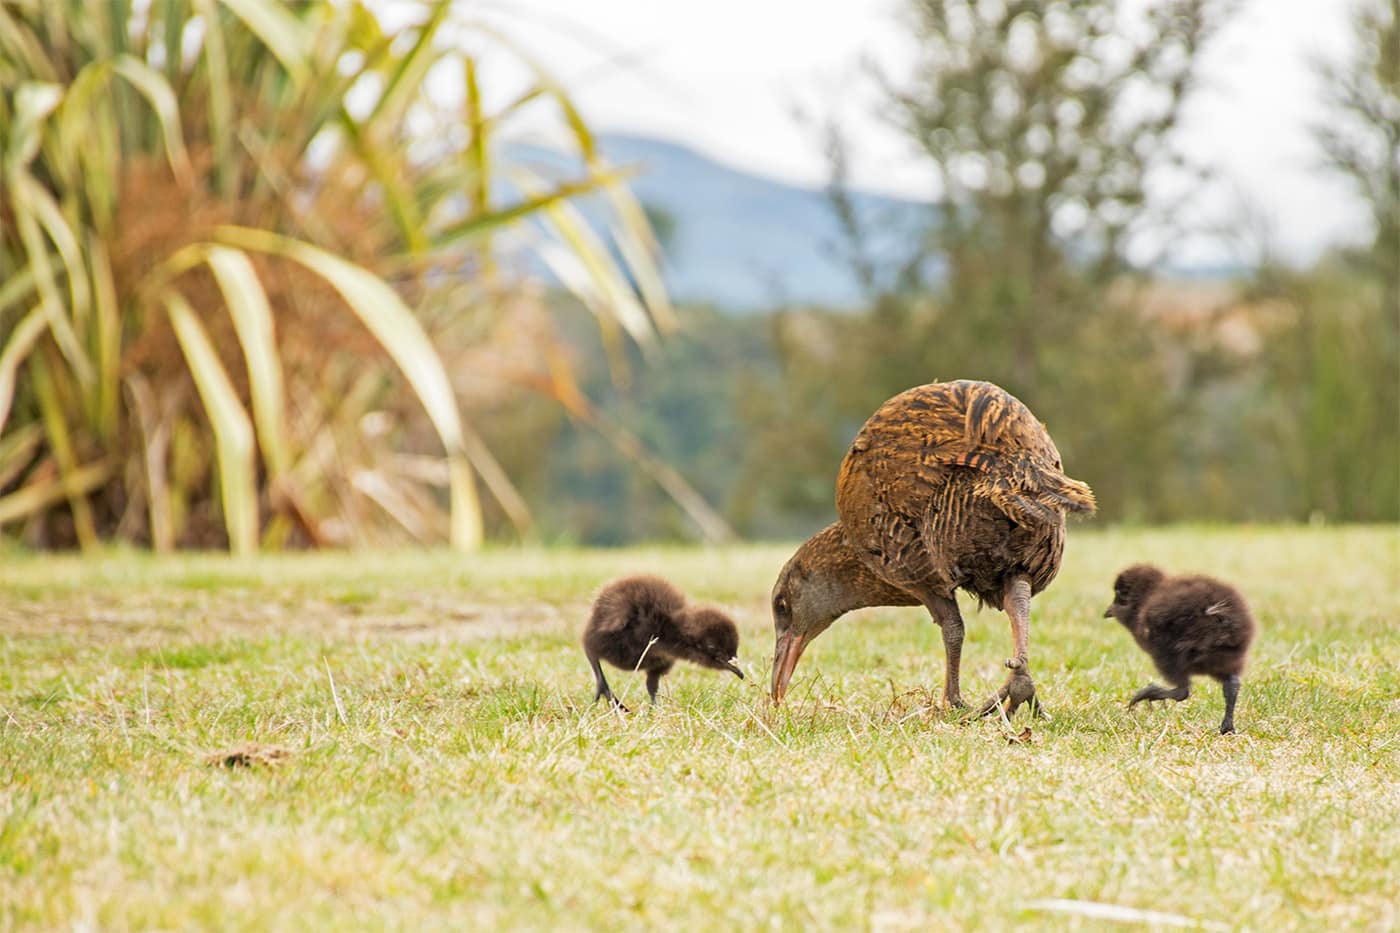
[202, 245, 292, 479]
[163, 289, 259, 556]
[214, 225, 483, 550]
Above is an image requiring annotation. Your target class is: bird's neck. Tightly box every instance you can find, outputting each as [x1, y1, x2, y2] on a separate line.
[799, 524, 921, 617]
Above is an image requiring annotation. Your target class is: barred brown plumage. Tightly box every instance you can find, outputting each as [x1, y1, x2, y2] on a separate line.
[769, 380, 1095, 718]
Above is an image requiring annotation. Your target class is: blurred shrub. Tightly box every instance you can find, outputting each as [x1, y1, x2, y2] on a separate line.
[0, 0, 670, 551]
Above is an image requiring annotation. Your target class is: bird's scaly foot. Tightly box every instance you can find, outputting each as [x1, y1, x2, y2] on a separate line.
[978, 658, 1044, 720]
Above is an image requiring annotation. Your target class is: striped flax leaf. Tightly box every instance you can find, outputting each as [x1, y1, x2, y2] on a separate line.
[163, 290, 260, 555]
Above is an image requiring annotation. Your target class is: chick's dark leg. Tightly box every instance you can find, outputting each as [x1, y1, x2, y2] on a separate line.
[926, 595, 967, 709]
[588, 654, 627, 712]
[978, 575, 1043, 719]
[1218, 674, 1241, 734]
[644, 660, 673, 705]
[1128, 682, 1190, 707]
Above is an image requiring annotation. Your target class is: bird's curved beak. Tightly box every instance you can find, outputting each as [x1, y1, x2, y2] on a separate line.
[724, 657, 744, 679]
[770, 629, 808, 704]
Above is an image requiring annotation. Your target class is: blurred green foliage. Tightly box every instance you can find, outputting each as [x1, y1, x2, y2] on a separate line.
[502, 0, 1396, 542]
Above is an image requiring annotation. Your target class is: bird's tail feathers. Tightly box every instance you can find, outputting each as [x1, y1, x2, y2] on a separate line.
[958, 454, 1096, 526]
[1035, 469, 1097, 515]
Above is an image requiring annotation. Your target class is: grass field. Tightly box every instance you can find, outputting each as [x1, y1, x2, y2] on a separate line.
[1, 526, 1397, 930]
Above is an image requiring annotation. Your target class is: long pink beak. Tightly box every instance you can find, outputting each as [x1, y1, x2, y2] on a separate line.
[770, 629, 809, 704]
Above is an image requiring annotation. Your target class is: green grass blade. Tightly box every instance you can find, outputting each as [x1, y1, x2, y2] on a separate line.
[429, 173, 622, 247]
[213, 225, 484, 550]
[0, 268, 36, 323]
[465, 21, 596, 162]
[158, 0, 185, 86]
[4, 81, 62, 168]
[123, 372, 175, 552]
[0, 306, 49, 434]
[366, 0, 449, 128]
[463, 55, 489, 216]
[202, 245, 291, 479]
[17, 170, 91, 331]
[8, 172, 93, 389]
[0, 6, 57, 85]
[0, 455, 113, 527]
[29, 350, 100, 551]
[216, 0, 310, 84]
[335, 113, 428, 253]
[601, 178, 677, 333]
[109, 55, 194, 183]
[0, 422, 43, 491]
[163, 289, 260, 556]
[191, 0, 234, 196]
[512, 168, 657, 350]
[87, 234, 120, 439]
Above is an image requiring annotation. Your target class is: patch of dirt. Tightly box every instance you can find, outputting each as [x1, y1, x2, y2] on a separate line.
[0, 593, 581, 644]
[204, 742, 292, 768]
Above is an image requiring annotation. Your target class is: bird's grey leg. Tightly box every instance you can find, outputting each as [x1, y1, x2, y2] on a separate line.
[646, 669, 663, 705]
[1219, 674, 1240, 734]
[978, 575, 1043, 720]
[926, 595, 967, 709]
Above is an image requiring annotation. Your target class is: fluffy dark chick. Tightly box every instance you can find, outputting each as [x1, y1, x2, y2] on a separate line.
[583, 575, 743, 711]
[1104, 564, 1257, 734]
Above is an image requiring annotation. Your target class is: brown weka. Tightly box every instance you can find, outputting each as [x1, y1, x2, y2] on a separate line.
[769, 380, 1095, 718]
[1104, 564, 1257, 734]
[584, 575, 743, 711]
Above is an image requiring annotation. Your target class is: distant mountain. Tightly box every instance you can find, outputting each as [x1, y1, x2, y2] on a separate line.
[508, 133, 930, 312]
[508, 134, 1239, 312]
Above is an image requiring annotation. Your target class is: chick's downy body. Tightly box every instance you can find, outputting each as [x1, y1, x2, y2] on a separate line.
[1105, 564, 1257, 733]
[584, 575, 743, 710]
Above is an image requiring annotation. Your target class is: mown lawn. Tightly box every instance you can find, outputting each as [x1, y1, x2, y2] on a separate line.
[1, 526, 1396, 931]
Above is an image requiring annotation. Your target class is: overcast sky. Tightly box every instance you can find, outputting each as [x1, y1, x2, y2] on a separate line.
[469, 0, 1371, 266]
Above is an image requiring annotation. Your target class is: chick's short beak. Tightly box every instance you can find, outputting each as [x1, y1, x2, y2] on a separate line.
[724, 657, 744, 679]
[770, 629, 808, 704]
[1103, 605, 1115, 619]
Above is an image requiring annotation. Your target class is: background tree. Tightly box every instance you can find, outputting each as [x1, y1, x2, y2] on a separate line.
[1314, 0, 1400, 321]
[752, 0, 1238, 523]
[1233, 0, 1400, 522]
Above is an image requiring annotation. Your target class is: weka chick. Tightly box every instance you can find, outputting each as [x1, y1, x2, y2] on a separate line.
[770, 380, 1095, 719]
[1104, 564, 1257, 734]
[584, 575, 743, 711]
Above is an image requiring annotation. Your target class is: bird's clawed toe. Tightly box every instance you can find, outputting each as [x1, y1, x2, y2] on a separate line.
[978, 665, 1037, 719]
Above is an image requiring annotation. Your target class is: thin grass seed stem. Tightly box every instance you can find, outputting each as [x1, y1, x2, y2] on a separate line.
[744, 705, 790, 751]
[142, 670, 152, 731]
[325, 658, 348, 727]
[693, 707, 742, 749]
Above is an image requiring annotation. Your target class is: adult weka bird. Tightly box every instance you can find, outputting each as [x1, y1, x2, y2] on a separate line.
[769, 380, 1095, 717]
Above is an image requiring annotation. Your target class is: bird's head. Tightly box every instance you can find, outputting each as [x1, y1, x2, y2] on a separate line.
[769, 533, 851, 704]
[676, 606, 744, 678]
[1103, 564, 1165, 625]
